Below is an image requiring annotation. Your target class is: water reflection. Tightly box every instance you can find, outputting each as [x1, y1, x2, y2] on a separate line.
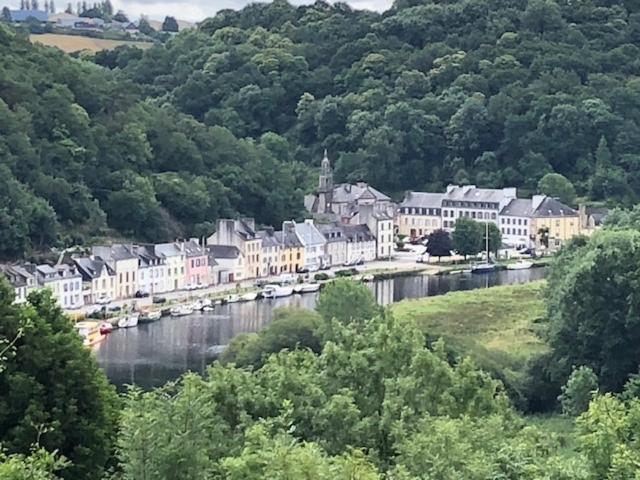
[97, 268, 546, 389]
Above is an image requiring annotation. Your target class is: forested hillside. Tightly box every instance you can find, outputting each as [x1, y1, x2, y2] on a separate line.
[3, 0, 640, 258]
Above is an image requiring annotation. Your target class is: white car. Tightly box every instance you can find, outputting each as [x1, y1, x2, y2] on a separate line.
[96, 295, 112, 305]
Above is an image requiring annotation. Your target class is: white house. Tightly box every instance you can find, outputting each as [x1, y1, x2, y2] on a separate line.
[207, 245, 244, 284]
[257, 227, 282, 277]
[317, 223, 348, 267]
[154, 243, 186, 291]
[294, 219, 327, 270]
[134, 245, 171, 295]
[441, 185, 517, 232]
[342, 224, 376, 263]
[351, 204, 394, 259]
[36, 264, 84, 309]
[74, 257, 117, 304]
[0, 264, 37, 304]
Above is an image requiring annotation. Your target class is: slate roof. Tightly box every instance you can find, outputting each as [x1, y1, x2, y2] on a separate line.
[342, 224, 375, 243]
[500, 199, 535, 217]
[500, 197, 578, 218]
[74, 257, 114, 280]
[532, 197, 578, 217]
[400, 192, 445, 209]
[275, 229, 303, 248]
[444, 185, 514, 204]
[257, 230, 281, 248]
[154, 242, 182, 258]
[183, 240, 205, 258]
[207, 245, 241, 259]
[331, 182, 391, 203]
[0, 264, 34, 288]
[317, 223, 347, 243]
[295, 222, 326, 247]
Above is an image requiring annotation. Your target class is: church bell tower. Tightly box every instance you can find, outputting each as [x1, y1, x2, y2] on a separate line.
[317, 149, 333, 214]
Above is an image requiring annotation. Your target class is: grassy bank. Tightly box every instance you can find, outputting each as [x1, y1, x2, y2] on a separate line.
[391, 281, 548, 403]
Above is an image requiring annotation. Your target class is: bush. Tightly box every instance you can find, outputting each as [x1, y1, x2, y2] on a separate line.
[314, 272, 329, 281]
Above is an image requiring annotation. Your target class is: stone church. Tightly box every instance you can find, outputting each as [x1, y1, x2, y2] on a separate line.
[304, 151, 395, 220]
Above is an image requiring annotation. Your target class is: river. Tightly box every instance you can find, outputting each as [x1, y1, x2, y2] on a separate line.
[96, 268, 547, 389]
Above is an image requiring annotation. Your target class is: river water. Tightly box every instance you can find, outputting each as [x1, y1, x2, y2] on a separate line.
[96, 268, 547, 389]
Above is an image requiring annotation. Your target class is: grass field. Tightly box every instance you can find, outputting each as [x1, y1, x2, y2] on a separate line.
[391, 281, 549, 398]
[30, 34, 153, 53]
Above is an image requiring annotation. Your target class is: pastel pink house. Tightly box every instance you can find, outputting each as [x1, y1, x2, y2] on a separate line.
[183, 240, 210, 287]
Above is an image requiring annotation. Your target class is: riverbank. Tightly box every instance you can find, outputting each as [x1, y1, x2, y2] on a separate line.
[391, 281, 548, 401]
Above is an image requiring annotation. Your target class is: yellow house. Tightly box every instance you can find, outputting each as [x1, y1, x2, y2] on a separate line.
[528, 196, 580, 250]
[277, 222, 305, 274]
[396, 192, 444, 239]
[91, 245, 139, 299]
[74, 257, 117, 303]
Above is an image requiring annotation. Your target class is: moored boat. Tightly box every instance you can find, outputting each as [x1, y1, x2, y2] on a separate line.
[293, 284, 304, 294]
[361, 274, 374, 282]
[75, 321, 106, 347]
[171, 305, 193, 317]
[139, 310, 162, 324]
[262, 284, 294, 298]
[240, 291, 259, 301]
[225, 294, 241, 304]
[99, 322, 113, 335]
[507, 260, 533, 270]
[299, 283, 321, 293]
[117, 313, 140, 329]
[471, 263, 496, 274]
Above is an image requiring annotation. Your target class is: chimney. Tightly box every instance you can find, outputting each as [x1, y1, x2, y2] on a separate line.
[532, 195, 546, 211]
[283, 220, 296, 234]
[578, 204, 587, 229]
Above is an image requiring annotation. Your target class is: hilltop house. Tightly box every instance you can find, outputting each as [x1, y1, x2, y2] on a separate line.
[8, 9, 49, 23]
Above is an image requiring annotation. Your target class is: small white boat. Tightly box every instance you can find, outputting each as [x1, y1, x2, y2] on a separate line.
[361, 274, 374, 283]
[213, 299, 223, 306]
[293, 284, 304, 294]
[201, 298, 212, 308]
[191, 300, 204, 311]
[240, 292, 259, 302]
[202, 306, 214, 312]
[507, 260, 533, 270]
[225, 294, 241, 304]
[139, 310, 161, 324]
[75, 321, 106, 347]
[262, 284, 294, 298]
[471, 263, 496, 274]
[118, 313, 139, 329]
[171, 305, 193, 317]
[299, 283, 321, 293]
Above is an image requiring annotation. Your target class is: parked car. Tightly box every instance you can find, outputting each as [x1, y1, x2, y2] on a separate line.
[108, 305, 122, 312]
[96, 295, 111, 305]
[152, 296, 167, 304]
[134, 290, 150, 298]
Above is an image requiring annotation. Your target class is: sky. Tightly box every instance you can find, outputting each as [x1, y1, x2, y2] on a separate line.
[6, 0, 392, 22]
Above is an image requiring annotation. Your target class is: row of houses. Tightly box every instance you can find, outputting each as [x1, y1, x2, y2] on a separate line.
[397, 185, 605, 249]
[0, 215, 391, 308]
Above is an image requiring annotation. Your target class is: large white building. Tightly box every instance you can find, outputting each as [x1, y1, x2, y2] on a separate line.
[440, 185, 517, 231]
[36, 264, 84, 309]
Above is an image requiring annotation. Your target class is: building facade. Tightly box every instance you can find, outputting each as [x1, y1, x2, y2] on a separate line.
[342, 225, 376, 263]
[294, 219, 327, 270]
[0, 264, 37, 304]
[74, 257, 117, 304]
[441, 185, 517, 231]
[317, 223, 348, 267]
[154, 243, 186, 292]
[92, 245, 139, 299]
[36, 264, 84, 309]
[277, 222, 305, 273]
[184, 240, 210, 287]
[208, 219, 262, 279]
[397, 192, 444, 238]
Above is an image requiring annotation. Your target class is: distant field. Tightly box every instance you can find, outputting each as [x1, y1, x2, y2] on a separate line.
[30, 34, 153, 53]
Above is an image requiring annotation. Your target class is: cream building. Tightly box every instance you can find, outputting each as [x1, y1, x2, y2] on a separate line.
[276, 222, 305, 273]
[208, 218, 262, 279]
[441, 185, 517, 231]
[317, 223, 348, 267]
[154, 243, 186, 292]
[258, 228, 283, 277]
[92, 245, 139, 299]
[499, 195, 579, 249]
[74, 257, 117, 304]
[343, 224, 376, 263]
[397, 192, 444, 239]
[36, 264, 84, 309]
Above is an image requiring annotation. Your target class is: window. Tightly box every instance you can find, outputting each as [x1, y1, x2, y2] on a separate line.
[491, 213, 496, 219]
[64, 283, 68, 292]
[501, 227, 505, 234]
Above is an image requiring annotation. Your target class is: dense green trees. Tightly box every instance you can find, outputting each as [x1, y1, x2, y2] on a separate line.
[0, 279, 119, 480]
[425, 229, 452, 260]
[547, 229, 640, 392]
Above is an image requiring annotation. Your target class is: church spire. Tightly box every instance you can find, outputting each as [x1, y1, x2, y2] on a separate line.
[318, 149, 333, 214]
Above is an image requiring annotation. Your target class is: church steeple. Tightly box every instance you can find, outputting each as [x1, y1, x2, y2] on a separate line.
[317, 149, 333, 214]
